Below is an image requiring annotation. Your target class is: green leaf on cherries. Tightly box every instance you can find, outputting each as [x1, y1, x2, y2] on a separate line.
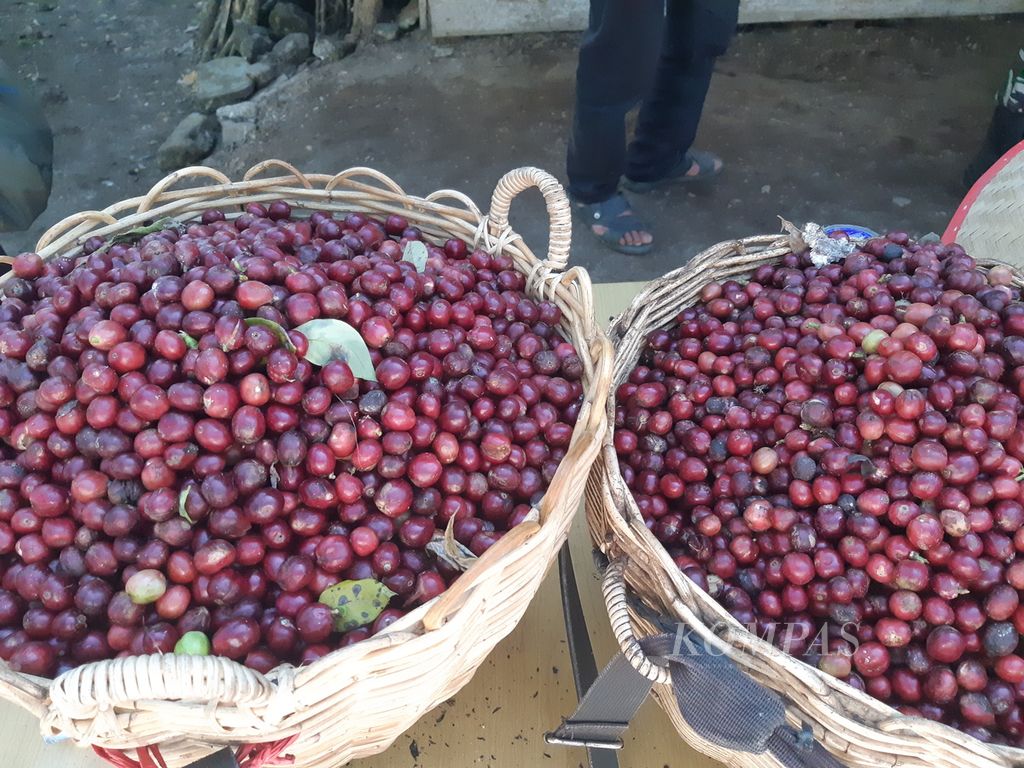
[401, 241, 428, 273]
[178, 331, 199, 349]
[178, 486, 194, 525]
[318, 579, 396, 632]
[294, 319, 377, 381]
[244, 317, 296, 353]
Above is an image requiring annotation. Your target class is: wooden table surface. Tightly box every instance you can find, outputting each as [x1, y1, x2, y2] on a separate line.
[3, 282, 722, 768]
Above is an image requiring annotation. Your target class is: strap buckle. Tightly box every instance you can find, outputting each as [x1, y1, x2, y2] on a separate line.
[544, 730, 624, 750]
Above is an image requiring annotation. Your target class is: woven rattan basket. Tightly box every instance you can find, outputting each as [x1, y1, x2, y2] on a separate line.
[944, 138, 1024, 270]
[0, 160, 612, 768]
[587, 234, 1024, 768]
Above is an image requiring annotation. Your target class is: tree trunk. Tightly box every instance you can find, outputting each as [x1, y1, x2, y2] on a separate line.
[237, 0, 260, 24]
[195, 0, 275, 61]
[315, 0, 350, 35]
[197, 0, 353, 61]
[351, 0, 382, 37]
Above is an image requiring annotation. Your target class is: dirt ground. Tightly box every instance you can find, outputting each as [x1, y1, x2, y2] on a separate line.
[2, 2, 1023, 282]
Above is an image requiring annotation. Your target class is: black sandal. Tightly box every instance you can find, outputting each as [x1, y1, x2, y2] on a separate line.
[622, 149, 724, 192]
[569, 192, 653, 255]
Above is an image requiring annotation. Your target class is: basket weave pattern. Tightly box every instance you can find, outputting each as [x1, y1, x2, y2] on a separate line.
[0, 160, 613, 767]
[587, 235, 1024, 768]
[944, 139, 1024, 270]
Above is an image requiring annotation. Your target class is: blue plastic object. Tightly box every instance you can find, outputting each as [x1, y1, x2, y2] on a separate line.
[823, 224, 878, 240]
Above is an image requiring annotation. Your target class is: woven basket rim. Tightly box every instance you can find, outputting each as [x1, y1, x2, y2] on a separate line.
[590, 233, 1024, 768]
[0, 160, 613, 767]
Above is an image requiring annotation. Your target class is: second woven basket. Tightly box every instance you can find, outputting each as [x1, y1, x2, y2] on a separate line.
[587, 234, 1024, 768]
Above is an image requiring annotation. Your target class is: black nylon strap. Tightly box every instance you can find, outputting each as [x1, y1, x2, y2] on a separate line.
[549, 544, 622, 768]
[547, 648, 654, 750]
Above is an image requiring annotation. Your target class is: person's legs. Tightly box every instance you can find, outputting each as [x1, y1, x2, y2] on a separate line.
[625, 0, 738, 183]
[566, 0, 665, 205]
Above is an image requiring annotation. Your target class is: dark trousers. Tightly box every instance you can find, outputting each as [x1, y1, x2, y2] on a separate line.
[566, 0, 739, 203]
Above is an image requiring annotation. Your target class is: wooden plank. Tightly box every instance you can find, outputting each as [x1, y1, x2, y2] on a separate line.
[0, 280, 720, 768]
[742, 0, 1024, 23]
[427, 0, 1024, 38]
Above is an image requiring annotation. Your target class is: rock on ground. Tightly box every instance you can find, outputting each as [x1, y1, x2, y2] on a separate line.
[234, 22, 274, 61]
[374, 23, 399, 42]
[215, 95, 259, 151]
[268, 33, 311, 68]
[194, 57, 256, 112]
[246, 60, 279, 88]
[216, 101, 257, 122]
[157, 112, 220, 171]
[313, 34, 356, 62]
[268, 1, 314, 38]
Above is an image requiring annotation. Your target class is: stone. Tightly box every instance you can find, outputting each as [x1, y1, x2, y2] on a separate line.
[312, 34, 356, 62]
[892, 195, 912, 208]
[259, 73, 293, 99]
[216, 101, 257, 123]
[234, 22, 274, 61]
[268, 32, 311, 68]
[397, 0, 419, 30]
[246, 60, 279, 88]
[193, 57, 255, 112]
[268, 1, 314, 38]
[216, 98, 258, 151]
[157, 113, 220, 171]
[220, 118, 256, 149]
[431, 45, 454, 59]
[374, 22, 399, 42]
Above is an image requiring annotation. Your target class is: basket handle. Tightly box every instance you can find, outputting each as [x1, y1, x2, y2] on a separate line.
[325, 167, 408, 196]
[0, 661, 48, 720]
[34, 210, 120, 253]
[422, 520, 541, 632]
[424, 189, 484, 220]
[243, 159, 314, 189]
[589, 562, 849, 768]
[138, 167, 233, 213]
[41, 655, 282, 740]
[601, 560, 671, 684]
[487, 167, 572, 272]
